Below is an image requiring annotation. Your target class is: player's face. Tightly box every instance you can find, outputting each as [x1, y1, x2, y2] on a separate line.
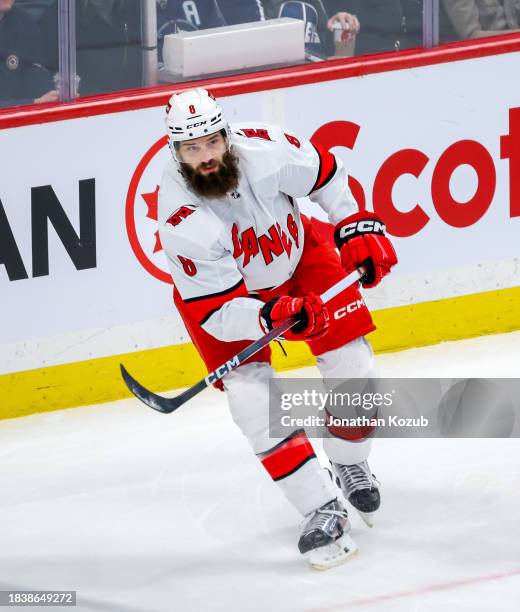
[178, 135, 240, 199]
[178, 132, 227, 174]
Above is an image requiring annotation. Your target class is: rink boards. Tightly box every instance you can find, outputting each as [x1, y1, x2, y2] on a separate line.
[1, 44, 520, 418]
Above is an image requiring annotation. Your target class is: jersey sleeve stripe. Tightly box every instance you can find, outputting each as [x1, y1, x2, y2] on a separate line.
[183, 278, 245, 303]
[199, 306, 223, 326]
[309, 144, 338, 194]
[180, 278, 249, 325]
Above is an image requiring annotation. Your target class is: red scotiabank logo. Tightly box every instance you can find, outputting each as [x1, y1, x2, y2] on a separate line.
[312, 106, 520, 237]
[126, 107, 520, 282]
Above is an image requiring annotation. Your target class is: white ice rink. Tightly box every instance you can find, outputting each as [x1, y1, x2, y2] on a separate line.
[1, 331, 520, 612]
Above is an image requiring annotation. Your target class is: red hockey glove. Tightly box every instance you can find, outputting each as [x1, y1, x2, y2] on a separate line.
[260, 293, 329, 340]
[334, 212, 397, 288]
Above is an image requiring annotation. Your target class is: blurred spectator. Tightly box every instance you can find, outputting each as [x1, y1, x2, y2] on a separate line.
[324, 8, 359, 56]
[40, 0, 143, 97]
[157, 0, 225, 38]
[157, 0, 265, 34]
[218, 0, 265, 24]
[157, 0, 265, 62]
[0, 0, 57, 107]
[442, 0, 520, 39]
[264, 0, 336, 56]
[325, 1, 423, 55]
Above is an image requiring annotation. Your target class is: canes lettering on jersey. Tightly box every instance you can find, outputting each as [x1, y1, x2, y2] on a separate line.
[231, 214, 300, 267]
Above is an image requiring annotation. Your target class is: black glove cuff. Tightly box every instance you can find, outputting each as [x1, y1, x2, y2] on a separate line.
[334, 215, 386, 250]
[260, 298, 278, 331]
[361, 258, 376, 286]
[260, 298, 308, 334]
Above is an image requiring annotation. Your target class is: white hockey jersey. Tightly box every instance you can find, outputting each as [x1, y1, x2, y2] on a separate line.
[158, 123, 358, 342]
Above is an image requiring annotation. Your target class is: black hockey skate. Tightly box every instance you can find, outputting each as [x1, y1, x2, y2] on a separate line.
[331, 460, 380, 527]
[298, 498, 358, 570]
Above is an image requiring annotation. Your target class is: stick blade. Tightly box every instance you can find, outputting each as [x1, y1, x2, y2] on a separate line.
[120, 364, 180, 414]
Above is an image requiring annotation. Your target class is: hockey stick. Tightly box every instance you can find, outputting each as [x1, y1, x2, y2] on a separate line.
[120, 268, 363, 414]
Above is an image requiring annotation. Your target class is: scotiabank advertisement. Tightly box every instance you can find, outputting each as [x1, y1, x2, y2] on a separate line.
[1, 51, 519, 375]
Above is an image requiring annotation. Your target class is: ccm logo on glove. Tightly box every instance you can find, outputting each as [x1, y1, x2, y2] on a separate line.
[335, 212, 397, 288]
[338, 219, 386, 239]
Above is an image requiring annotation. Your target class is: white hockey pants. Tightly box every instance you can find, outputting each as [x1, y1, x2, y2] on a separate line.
[224, 337, 376, 516]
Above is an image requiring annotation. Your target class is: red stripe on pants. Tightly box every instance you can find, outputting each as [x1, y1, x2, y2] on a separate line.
[259, 430, 316, 481]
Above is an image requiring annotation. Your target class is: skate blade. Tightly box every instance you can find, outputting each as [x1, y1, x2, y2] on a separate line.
[355, 509, 375, 528]
[304, 533, 358, 571]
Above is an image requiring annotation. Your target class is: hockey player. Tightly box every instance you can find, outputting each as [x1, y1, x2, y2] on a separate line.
[158, 88, 397, 569]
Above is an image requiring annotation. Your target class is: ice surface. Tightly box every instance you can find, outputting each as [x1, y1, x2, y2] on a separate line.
[1, 332, 519, 611]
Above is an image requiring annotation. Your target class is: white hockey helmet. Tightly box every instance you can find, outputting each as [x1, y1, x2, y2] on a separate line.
[165, 88, 230, 160]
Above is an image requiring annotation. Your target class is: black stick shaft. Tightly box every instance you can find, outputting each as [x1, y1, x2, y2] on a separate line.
[120, 268, 363, 413]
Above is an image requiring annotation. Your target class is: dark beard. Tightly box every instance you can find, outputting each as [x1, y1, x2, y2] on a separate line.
[179, 149, 240, 199]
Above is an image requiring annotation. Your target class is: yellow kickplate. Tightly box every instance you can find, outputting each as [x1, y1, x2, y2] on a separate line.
[1, 285, 519, 419]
